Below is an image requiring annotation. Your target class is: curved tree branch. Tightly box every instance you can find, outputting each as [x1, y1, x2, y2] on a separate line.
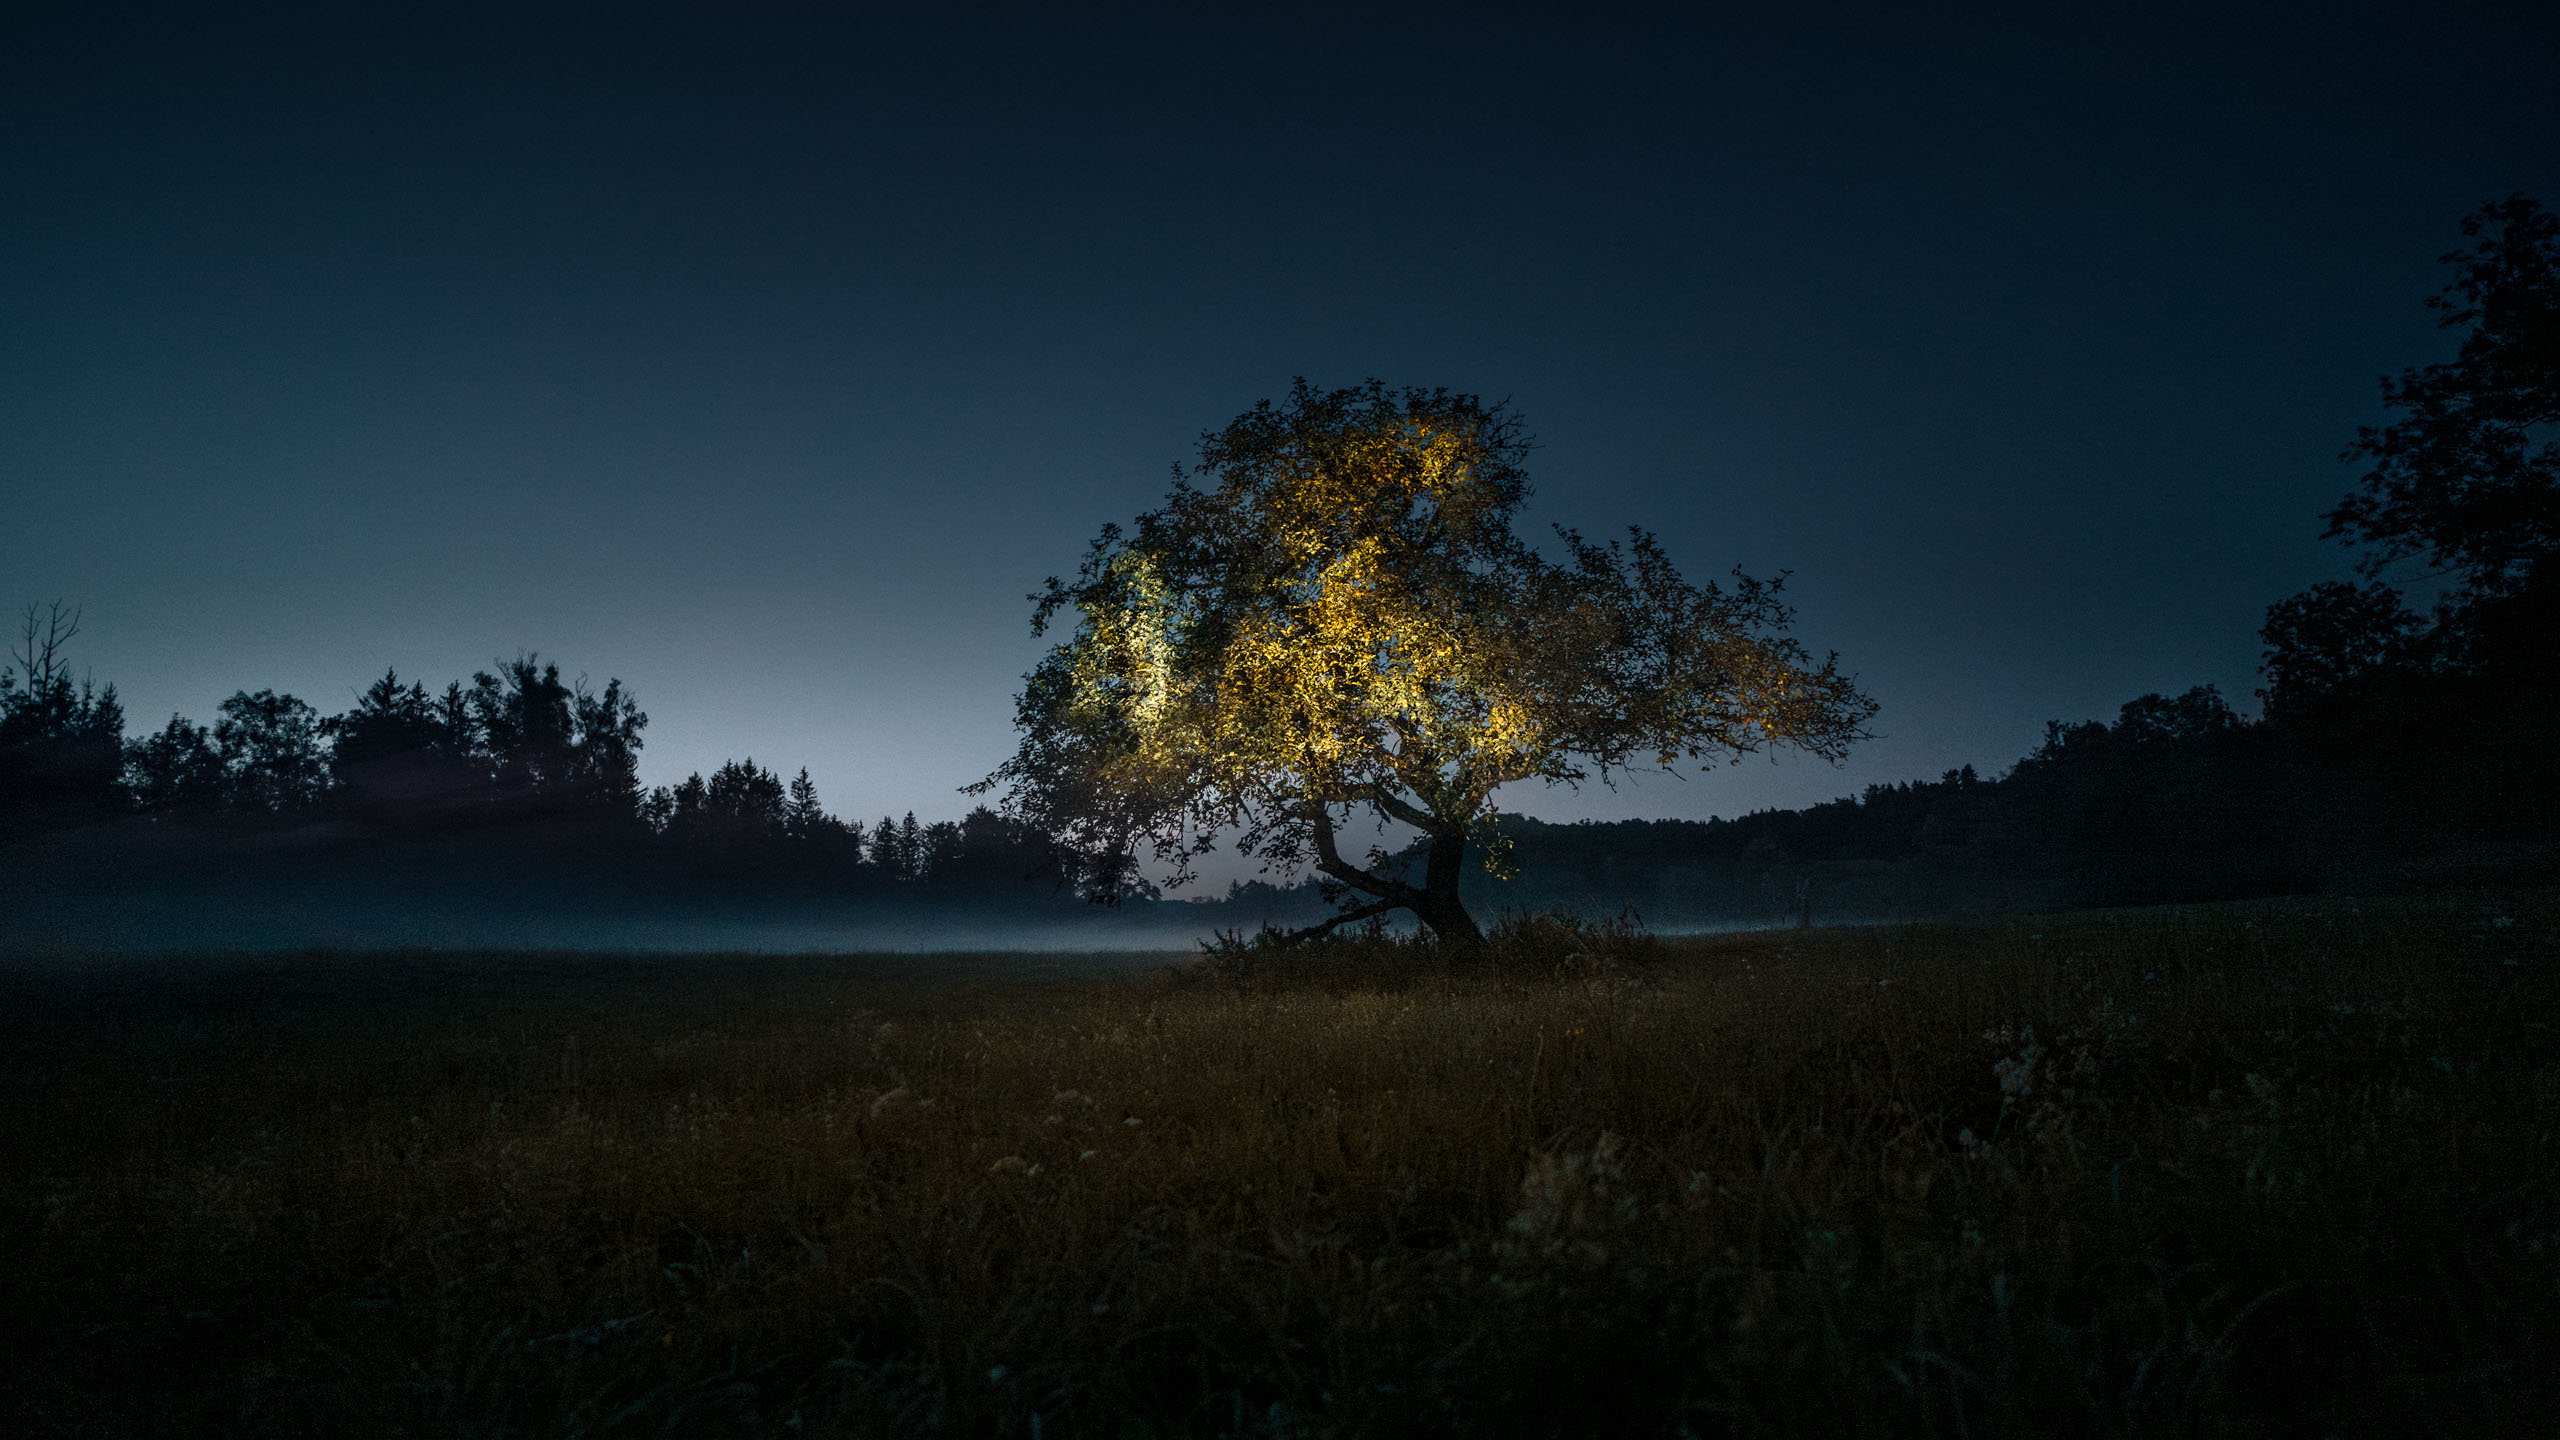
[1271, 894, 1407, 945]
[1307, 803, 1424, 905]
[1361, 781, 1439, 833]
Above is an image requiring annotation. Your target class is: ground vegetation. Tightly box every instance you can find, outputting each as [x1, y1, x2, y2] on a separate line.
[4, 899, 2552, 1435]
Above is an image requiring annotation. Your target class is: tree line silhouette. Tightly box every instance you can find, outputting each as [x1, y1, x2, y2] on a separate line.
[1, 612, 1068, 902]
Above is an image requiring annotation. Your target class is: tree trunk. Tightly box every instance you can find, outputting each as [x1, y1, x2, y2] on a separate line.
[1297, 800, 1483, 946]
[1415, 826, 1483, 944]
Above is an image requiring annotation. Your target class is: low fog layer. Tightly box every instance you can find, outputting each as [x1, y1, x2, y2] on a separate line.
[2, 886, 1232, 957]
[5, 886, 1838, 958]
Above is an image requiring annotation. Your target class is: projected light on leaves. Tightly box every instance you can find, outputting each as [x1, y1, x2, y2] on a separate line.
[976, 381, 1877, 942]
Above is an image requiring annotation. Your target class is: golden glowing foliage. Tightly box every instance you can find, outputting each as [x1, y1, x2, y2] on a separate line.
[981, 381, 1876, 918]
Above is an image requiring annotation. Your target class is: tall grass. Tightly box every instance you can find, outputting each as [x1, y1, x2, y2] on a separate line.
[4, 896, 2554, 1435]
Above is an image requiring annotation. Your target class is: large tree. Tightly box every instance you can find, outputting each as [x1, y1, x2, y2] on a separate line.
[2326, 194, 2558, 613]
[977, 381, 1877, 942]
[2259, 196, 2560, 826]
[2262, 196, 2558, 741]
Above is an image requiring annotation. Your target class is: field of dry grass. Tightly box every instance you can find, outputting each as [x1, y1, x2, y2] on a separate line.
[3, 897, 2554, 1436]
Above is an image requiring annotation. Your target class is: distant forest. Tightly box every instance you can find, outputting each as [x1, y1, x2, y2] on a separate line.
[5, 196, 2554, 944]
[2, 590, 2548, 943]
[0, 619, 1073, 911]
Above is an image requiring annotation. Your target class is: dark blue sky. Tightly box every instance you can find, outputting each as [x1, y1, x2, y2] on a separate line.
[6, 4, 2555, 844]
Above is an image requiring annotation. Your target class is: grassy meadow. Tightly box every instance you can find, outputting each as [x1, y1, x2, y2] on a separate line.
[4, 898, 2555, 1436]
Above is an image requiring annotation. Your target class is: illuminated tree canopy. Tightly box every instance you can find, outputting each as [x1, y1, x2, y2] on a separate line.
[976, 381, 1878, 942]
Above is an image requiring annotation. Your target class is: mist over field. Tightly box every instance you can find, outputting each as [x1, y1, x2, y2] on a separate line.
[4, 855, 1812, 957]
[5, 892, 1197, 957]
[15, 906, 1803, 959]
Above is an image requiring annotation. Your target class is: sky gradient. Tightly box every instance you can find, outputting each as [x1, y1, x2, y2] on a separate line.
[6, 5, 2556, 857]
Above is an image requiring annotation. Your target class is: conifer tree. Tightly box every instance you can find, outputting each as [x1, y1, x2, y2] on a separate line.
[784, 767, 825, 839]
